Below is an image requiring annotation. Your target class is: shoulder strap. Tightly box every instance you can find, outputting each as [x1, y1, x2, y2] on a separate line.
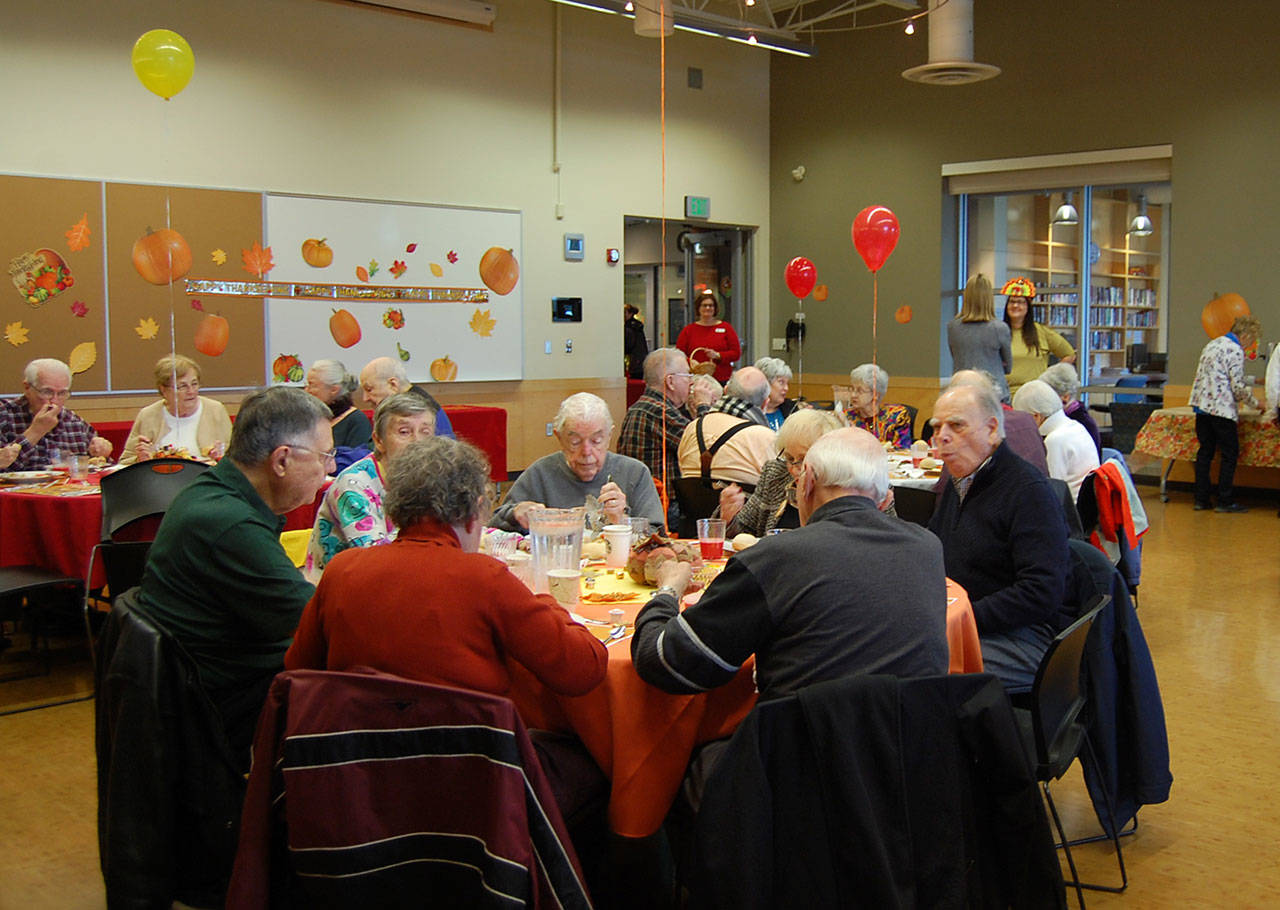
[696, 416, 754, 486]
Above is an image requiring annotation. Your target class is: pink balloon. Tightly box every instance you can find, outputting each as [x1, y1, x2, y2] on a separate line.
[851, 206, 901, 273]
[784, 256, 816, 299]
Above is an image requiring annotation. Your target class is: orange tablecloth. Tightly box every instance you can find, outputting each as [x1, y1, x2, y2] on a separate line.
[1134, 406, 1280, 467]
[508, 567, 981, 837]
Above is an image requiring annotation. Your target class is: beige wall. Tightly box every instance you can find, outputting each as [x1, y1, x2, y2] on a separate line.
[0, 0, 771, 468]
[769, 0, 1280, 388]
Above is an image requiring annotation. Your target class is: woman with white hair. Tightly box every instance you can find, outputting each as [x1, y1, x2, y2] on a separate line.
[720, 409, 844, 536]
[1012, 379, 1099, 500]
[305, 358, 372, 450]
[845, 363, 913, 449]
[755, 356, 798, 431]
[1038, 362, 1101, 458]
[686, 373, 723, 418]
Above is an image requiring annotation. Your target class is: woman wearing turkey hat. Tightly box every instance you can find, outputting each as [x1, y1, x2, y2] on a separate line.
[1002, 276, 1076, 397]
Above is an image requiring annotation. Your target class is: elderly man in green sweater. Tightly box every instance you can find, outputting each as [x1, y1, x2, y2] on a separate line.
[136, 386, 333, 760]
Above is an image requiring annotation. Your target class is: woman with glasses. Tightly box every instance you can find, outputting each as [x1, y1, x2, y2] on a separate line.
[305, 393, 437, 581]
[120, 354, 233, 464]
[719, 409, 844, 537]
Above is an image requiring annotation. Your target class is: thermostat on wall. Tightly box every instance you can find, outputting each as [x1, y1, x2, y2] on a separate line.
[552, 297, 582, 322]
[563, 233, 585, 261]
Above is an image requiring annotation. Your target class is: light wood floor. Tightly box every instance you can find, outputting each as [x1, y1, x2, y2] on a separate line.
[2, 485, 1279, 908]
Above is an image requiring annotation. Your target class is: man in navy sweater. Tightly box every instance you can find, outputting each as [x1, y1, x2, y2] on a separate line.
[928, 382, 1070, 691]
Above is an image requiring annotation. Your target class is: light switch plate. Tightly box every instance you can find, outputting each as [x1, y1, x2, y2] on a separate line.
[772, 337, 787, 351]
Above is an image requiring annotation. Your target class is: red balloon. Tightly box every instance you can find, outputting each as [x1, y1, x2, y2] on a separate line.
[784, 256, 816, 299]
[851, 205, 901, 273]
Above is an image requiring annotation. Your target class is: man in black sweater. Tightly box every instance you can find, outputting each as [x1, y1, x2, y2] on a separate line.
[928, 382, 1070, 691]
[632, 427, 950, 697]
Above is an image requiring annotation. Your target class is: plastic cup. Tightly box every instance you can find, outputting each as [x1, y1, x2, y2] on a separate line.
[602, 524, 632, 569]
[629, 516, 651, 545]
[547, 568, 582, 607]
[502, 552, 533, 589]
[697, 517, 726, 560]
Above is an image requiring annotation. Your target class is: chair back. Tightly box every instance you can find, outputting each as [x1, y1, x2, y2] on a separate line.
[1108, 402, 1160, 453]
[99, 458, 210, 540]
[1047, 477, 1085, 539]
[892, 485, 937, 527]
[1030, 596, 1108, 772]
[674, 476, 724, 538]
[1112, 375, 1147, 404]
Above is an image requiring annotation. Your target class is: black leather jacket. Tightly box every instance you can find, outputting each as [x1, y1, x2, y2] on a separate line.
[95, 589, 246, 909]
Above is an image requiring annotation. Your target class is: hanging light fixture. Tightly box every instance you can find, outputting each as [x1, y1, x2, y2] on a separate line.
[1053, 191, 1079, 226]
[1129, 194, 1154, 236]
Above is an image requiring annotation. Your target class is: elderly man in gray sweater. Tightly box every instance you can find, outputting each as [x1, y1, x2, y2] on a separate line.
[491, 392, 665, 532]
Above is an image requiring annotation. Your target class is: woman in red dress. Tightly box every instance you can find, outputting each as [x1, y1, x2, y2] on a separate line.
[676, 289, 740, 385]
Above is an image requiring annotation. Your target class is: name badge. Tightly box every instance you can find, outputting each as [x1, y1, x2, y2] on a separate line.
[715, 327, 726, 333]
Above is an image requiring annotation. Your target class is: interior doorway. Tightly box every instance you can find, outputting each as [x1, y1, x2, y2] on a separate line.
[622, 217, 755, 377]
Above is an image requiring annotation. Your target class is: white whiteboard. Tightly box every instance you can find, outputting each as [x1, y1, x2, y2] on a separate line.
[264, 194, 522, 383]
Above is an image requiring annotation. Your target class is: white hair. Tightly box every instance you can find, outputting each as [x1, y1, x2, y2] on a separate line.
[690, 374, 722, 403]
[310, 358, 358, 395]
[804, 429, 889, 504]
[553, 392, 613, 434]
[776, 409, 842, 455]
[1012, 380, 1064, 418]
[643, 348, 688, 390]
[1038, 362, 1080, 400]
[754, 356, 793, 383]
[945, 371, 1006, 438]
[725, 367, 769, 408]
[849, 363, 889, 400]
[24, 358, 71, 387]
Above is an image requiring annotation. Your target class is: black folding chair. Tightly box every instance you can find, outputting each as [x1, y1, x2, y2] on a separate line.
[892, 485, 937, 527]
[1014, 596, 1127, 908]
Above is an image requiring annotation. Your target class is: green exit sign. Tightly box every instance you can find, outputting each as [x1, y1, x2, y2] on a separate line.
[684, 195, 711, 220]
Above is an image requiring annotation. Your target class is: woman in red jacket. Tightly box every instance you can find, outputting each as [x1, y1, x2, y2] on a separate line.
[676, 288, 740, 384]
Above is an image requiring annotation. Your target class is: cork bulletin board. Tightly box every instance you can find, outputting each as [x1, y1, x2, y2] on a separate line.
[2, 175, 523, 394]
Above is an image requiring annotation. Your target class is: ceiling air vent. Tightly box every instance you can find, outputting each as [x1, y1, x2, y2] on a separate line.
[902, 0, 1000, 86]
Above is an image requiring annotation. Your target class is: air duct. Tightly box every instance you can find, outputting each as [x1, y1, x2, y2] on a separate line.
[902, 0, 1000, 85]
[634, 0, 673, 37]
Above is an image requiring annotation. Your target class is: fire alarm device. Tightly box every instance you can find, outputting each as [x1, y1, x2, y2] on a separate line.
[606, 248, 620, 264]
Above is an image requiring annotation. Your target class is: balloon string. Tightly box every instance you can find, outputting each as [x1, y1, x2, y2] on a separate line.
[872, 272, 879, 442]
[657, 4, 669, 532]
[164, 114, 178, 394]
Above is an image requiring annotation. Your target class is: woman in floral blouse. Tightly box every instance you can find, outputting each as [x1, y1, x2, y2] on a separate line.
[845, 363, 914, 449]
[1189, 315, 1262, 512]
[305, 393, 437, 581]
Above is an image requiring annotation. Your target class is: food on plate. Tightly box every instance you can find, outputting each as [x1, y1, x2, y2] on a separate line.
[920, 456, 942, 470]
[731, 532, 758, 551]
[626, 533, 703, 586]
[581, 592, 636, 604]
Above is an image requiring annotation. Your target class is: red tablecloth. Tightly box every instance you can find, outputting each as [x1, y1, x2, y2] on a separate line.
[0, 481, 105, 586]
[508, 575, 981, 838]
[626, 379, 646, 408]
[96, 403, 507, 482]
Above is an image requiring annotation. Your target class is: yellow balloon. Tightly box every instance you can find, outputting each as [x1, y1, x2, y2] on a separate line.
[131, 29, 194, 100]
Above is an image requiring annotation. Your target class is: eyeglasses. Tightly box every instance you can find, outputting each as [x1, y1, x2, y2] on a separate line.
[33, 386, 71, 400]
[668, 372, 695, 379]
[285, 443, 337, 464]
[167, 381, 199, 394]
[780, 452, 806, 469]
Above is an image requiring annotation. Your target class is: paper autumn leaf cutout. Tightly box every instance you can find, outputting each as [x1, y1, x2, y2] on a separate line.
[469, 309, 497, 337]
[211, 248, 227, 265]
[429, 263, 444, 278]
[390, 260, 407, 279]
[242, 241, 274, 278]
[447, 250, 458, 264]
[356, 266, 370, 283]
[135, 317, 160, 340]
[406, 243, 418, 253]
[70, 300, 88, 317]
[4, 321, 30, 346]
[191, 299, 204, 312]
[68, 341, 96, 374]
[368, 259, 380, 278]
[65, 214, 91, 252]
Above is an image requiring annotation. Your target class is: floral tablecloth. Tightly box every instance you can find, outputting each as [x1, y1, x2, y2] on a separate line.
[1134, 406, 1280, 467]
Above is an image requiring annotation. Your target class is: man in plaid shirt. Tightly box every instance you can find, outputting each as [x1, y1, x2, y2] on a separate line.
[619, 348, 694, 490]
[0, 357, 113, 471]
